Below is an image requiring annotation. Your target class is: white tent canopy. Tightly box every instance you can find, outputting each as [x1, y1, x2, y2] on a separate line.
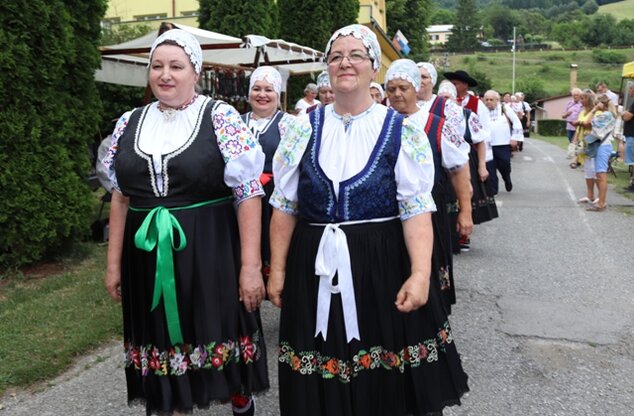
[96, 23, 326, 88]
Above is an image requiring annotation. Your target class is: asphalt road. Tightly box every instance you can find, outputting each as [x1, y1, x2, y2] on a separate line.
[2, 137, 633, 416]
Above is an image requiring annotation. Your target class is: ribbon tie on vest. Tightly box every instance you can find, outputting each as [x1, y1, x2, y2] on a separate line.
[314, 223, 360, 343]
[134, 206, 187, 345]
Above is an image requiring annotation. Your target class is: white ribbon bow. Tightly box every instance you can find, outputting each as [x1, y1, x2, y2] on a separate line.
[314, 224, 360, 343]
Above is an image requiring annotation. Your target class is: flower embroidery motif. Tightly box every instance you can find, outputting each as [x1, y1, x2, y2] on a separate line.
[124, 331, 261, 377]
[278, 322, 454, 383]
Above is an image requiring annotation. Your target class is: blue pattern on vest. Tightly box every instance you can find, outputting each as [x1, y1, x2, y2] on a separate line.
[429, 95, 447, 119]
[297, 107, 403, 223]
[424, 112, 446, 185]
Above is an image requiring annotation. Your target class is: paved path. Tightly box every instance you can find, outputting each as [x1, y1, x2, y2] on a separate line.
[2, 138, 633, 415]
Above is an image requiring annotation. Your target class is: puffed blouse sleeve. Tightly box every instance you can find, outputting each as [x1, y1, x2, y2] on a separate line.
[269, 114, 313, 215]
[396, 115, 437, 220]
[102, 111, 133, 193]
[212, 102, 265, 204]
[467, 110, 487, 144]
[439, 112, 470, 171]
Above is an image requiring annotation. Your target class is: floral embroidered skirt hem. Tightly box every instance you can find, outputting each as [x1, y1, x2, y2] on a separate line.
[278, 220, 469, 416]
[121, 202, 269, 416]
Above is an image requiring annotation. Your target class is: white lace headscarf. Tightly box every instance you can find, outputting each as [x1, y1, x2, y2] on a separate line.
[149, 29, 203, 74]
[325, 24, 381, 71]
[416, 62, 438, 87]
[316, 71, 331, 89]
[385, 59, 421, 92]
[437, 80, 458, 100]
[249, 66, 282, 96]
[370, 82, 384, 100]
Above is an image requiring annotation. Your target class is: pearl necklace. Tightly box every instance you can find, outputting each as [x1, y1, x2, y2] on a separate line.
[157, 95, 198, 121]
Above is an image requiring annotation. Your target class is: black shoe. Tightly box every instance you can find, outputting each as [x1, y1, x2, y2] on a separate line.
[233, 397, 255, 416]
[505, 180, 513, 192]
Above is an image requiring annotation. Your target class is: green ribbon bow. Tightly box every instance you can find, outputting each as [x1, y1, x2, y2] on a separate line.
[134, 206, 187, 345]
[130, 197, 231, 346]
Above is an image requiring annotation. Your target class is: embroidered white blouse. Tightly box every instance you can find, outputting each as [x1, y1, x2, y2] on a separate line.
[270, 103, 437, 220]
[487, 103, 524, 146]
[103, 96, 265, 204]
[417, 94, 467, 138]
[408, 108, 470, 171]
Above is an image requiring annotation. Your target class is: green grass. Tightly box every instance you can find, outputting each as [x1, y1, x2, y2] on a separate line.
[432, 48, 634, 98]
[598, 0, 634, 21]
[0, 244, 120, 396]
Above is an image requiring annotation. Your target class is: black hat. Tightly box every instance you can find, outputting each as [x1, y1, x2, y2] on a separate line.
[443, 70, 478, 87]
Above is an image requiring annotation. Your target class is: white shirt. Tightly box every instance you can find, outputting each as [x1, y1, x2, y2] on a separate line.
[487, 103, 524, 146]
[295, 97, 321, 114]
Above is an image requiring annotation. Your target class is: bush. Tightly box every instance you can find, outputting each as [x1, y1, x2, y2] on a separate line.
[516, 76, 547, 103]
[591, 49, 627, 64]
[0, 0, 106, 268]
[538, 119, 567, 136]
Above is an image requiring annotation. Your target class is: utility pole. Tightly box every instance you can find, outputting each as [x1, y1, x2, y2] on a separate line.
[511, 26, 515, 94]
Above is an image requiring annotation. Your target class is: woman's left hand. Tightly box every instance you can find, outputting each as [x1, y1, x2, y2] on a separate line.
[239, 265, 265, 313]
[395, 272, 429, 313]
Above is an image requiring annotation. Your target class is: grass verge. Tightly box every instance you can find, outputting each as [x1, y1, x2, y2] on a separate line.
[0, 243, 120, 396]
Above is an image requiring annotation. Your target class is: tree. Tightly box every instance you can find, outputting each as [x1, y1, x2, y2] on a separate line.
[431, 8, 455, 25]
[101, 23, 153, 46]
[446, 0, 481, 52]
[198, 0, 279, 38]
[482, 5, 519, 42]
[386, 0, 433, 61]
[581, 14, 617, 47]
[581, 0, 599, 14]
[0, 0, 107, 267]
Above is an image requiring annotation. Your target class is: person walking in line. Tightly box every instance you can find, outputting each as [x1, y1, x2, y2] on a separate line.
[385, 59, 471, 314]
[267, 24, 469, 416]
[482, 90, 523, 195]
[562, 88, 583, 159]
[103, 29, 268, 416]
[242, 66, 296, 288]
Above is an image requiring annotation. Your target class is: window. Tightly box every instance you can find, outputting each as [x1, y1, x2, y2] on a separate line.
[133, 13, 168, 21]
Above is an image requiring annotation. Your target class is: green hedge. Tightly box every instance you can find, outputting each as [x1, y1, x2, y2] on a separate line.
[0, 0, 106, 267]
[538, 119, 567, 137]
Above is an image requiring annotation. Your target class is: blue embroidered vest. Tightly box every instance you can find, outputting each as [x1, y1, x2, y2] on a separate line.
[297, 107, 403, 223]
[429, 95, 447, 119]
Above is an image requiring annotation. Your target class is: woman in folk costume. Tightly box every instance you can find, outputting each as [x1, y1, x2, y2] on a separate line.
[104, 29, 268, 416]
[242, 66, 294, 283]
[416, 62, 474, 254]
[267, 25, 469, 416]
[316, 70, 336, 106]
[385, 59, 471, 315]
[437, 80, 498, 225]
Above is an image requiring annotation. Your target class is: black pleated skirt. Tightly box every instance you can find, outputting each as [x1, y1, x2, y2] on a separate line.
[468, 149, 499, 225]
[278, 219, 468, 416]
[431, 185, 456, 315]
[120, 200, 269, 415]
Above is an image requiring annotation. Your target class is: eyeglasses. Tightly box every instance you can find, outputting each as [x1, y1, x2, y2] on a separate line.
[326, 52, 370, 66]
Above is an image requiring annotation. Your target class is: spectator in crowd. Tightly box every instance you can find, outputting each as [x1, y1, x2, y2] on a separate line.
[583, 94, 617, 212]
[595, 81, 619, 106]
[482, 90, 523, 195]
[294, 83, 320, 115]
[622, 81, 634, 192]
[562, 88, 583, 158]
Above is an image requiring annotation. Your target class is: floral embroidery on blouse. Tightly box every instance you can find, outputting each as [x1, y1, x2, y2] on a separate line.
[269, 115, 312, 215]
[398, 117, 436, 219]
[124, 331, 263, 377]
[103, 111, 133, 192]
[278, 321, 454, 383]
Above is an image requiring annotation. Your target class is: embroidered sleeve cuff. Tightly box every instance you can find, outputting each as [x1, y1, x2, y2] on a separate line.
[399, 193, 436, 220]
[233, 178, 264, 204]
[269, 189, 299, 215]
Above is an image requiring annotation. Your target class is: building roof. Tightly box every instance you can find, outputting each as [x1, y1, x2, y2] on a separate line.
[427, 25, 453, 33]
